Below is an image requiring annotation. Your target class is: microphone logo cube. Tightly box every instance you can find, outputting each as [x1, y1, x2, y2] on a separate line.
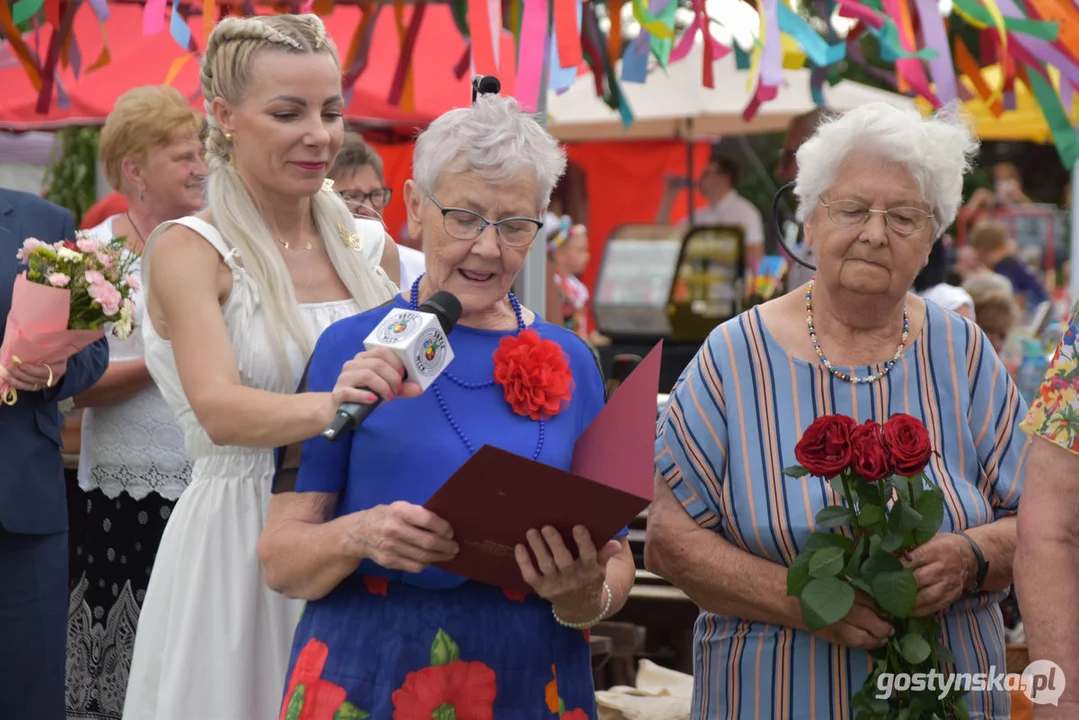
[365, 307, 455, 392]
[375, 310, 423, 346]
[414, 328, 452, 380]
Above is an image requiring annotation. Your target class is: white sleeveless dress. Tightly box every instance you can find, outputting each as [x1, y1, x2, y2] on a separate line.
[122, 216, 385, 720]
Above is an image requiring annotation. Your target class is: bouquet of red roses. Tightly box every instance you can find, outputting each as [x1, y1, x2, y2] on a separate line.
[784, 414, 968, 720]
[0, 232, 138, 405]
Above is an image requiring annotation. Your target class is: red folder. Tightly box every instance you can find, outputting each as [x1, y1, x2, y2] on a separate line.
[424, 341, 663, 593]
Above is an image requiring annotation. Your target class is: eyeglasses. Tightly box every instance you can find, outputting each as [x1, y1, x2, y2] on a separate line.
[819, 198, 934, 236]
[339, 187, 393, 211]
[427, 195, 543, 247]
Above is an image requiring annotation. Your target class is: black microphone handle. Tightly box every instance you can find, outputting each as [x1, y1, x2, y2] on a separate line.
[321, 389, 384, 442]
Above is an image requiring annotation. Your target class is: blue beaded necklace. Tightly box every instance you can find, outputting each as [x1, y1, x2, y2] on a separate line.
[409, 275, 545, 460]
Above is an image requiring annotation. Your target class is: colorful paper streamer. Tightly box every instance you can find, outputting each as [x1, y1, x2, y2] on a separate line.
[169, 0, 191, 50]
[513, 0, 548, 112]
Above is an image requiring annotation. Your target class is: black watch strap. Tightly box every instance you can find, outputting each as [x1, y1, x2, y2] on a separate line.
[955, 530, 989, 593]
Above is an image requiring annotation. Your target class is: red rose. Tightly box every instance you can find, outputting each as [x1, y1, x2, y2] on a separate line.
[492, 329, 573, 420]
[793, 415, 857, 478]
[392, 660, 497, 720]
[850, 421, 892, 483]
[882, 414, 933, 476]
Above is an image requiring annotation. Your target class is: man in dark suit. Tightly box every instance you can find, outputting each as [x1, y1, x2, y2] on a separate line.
[0, 189, 109, 720]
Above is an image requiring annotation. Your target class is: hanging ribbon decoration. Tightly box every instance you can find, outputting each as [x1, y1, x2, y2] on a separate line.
[512, 0, 548, 112]
[0, 0, 43, 90]
[388, 1, 425, 111]
[35, 0, 80, 114]
[1023, 62, 1079, 167]
[342, 1, 380, 88]
[466, 0, 497, 75]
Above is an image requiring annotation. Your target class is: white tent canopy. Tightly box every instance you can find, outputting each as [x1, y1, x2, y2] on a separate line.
[546, 43, 916, 142]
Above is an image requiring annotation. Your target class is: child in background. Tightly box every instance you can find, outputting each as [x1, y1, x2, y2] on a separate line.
[547, 215, 593, 338]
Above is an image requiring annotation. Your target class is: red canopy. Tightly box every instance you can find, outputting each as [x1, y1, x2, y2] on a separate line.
[0, 3, 509, 131]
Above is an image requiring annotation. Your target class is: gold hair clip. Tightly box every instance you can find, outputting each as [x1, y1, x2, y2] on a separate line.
[337, 221, 363, 252]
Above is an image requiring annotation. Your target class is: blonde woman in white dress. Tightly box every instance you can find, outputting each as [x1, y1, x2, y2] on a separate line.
[122, 14, 399, 720]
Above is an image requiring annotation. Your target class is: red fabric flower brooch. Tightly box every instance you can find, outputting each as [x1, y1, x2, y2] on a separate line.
[492, 329, 573, 420]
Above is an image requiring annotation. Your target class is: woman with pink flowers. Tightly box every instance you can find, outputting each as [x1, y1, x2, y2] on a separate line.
[64, 85, 206, 720]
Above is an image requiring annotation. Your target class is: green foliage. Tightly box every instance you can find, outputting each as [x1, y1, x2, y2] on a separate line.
[43, 126, 100, 227]
[783, 467, 969, 720]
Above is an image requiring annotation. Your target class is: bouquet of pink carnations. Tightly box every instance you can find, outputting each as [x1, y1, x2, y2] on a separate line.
[0, 232, 139, 405]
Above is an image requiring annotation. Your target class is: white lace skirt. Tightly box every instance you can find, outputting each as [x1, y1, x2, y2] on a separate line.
[122, 454, 304, 720]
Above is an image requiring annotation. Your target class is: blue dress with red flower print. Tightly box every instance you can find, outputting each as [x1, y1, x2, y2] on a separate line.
[278, 294, 612, 719]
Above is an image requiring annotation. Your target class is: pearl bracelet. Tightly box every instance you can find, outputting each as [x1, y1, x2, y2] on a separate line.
[552, 581, 612, 630]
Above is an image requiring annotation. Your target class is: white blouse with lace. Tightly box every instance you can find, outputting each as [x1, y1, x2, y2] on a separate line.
[77, 216, 193, 501]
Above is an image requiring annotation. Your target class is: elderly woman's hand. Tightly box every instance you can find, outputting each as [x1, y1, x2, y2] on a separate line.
[345, 501, 458, 574]
[812, 590, 894, 650]
[515, 525, 621, 621]
[903, 532, 976, 616]
[332, 346, 423, 408]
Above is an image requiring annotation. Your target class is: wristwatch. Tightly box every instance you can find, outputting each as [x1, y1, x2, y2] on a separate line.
[955, 530, 990, 593]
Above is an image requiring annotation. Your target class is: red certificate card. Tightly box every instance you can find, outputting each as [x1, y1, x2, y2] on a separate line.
[423, 342, 663, 593]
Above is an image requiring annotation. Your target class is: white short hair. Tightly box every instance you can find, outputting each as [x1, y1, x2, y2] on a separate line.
[412, 94, 567, 212]
[794, 102, 980, 236]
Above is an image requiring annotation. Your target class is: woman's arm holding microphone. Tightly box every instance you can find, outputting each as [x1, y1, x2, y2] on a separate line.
[146, 225, 385, 447]
[257, 341, 455, 600]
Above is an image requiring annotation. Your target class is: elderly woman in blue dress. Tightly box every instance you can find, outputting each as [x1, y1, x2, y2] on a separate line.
[257, 94, 636, 719]
[646, 103, 1028, 719]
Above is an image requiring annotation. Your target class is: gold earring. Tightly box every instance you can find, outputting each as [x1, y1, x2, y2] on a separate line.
[225, 132, 233, 142]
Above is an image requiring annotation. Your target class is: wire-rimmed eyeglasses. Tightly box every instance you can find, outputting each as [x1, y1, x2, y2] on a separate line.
[339, 187, 393, 211]
[427, 195, 543, 247]
[819, 198, 935, 236]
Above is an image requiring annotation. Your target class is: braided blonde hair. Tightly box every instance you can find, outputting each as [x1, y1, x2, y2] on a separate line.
[201, 14, 395, 381]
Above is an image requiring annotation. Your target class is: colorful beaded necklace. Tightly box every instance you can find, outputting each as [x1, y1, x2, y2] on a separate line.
[805, 279, 909, 385]
[409, 275, 545, 460]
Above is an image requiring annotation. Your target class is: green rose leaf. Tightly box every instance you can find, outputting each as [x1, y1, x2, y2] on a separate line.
[899, 633, 932, 664]
[815, 506, 854, 529]
[787, 556, 812, 597]
[850, 576, 874, 595]
[334, 702, 371, 720]
[898, 502, 924, 532]
[858, 504, 884, 528]
[897, 708, 912, 720]
[935, 641, 958, 665]
[430, 629, 460, 667]
[860, 547, 904, 584]
[783, 465, 810, 478]
[432, 703, 456, 720]
[285, 685, 305, 720]
[872, 570, 918, 618]
[915, 488, 946, 538]
[800, 577, 855, 632]
[801, 531, 854, 554]
[880, 531, 906, 553]
[828, 474, 847, 499]
[809, 546, 847, 578]
[844, 536, 867, 579]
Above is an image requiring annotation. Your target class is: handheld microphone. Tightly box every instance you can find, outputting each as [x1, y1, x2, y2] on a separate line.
[321, 291, 464, 442]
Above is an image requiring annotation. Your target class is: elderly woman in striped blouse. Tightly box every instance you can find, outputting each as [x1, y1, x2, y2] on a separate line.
[646, 103, 1027, 720]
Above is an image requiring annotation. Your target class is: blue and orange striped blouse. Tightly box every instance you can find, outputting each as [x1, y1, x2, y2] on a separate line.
[654, 301, 1028, 720]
